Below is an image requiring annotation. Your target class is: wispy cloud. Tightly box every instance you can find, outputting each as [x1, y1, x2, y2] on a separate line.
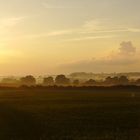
[11, 30, 73, 40]
[65, 35, 114, 41]
[81, 19, 140, 34]
[0, 16, 26, 44]
[47, 30, 73, 36]
[6, 18, 140, 42]
[0, 17, 25, 29]
[127, 28, 140, 33]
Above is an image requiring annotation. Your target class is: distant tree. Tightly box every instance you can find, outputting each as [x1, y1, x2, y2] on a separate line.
[118, 76, 129, 85]
[55, 75, 70, 86]
[73, 79, 80, 86]
[0, 78, 20, 87]
[20, 75, 36, 86]
[105, 76, 112, 84]
[43, 77, 54, 86]
[84, 79, 96, 86]
[1, 78, 19, 84]
[105, 76, 119, 85]
[105, 76, 129, 85]
[135, 79, 140, 85]
[112, 77, 119, 85]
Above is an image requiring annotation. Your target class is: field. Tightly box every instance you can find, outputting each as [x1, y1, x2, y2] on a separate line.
[0, 87, 140, 140]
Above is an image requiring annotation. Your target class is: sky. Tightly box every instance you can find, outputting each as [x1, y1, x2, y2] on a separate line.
[0, 0, 140, 75]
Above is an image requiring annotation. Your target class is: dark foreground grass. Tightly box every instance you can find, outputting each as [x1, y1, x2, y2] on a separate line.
[0, 88, 140, 140]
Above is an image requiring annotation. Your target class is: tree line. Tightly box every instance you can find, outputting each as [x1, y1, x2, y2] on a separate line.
[0, 75, 140, 87]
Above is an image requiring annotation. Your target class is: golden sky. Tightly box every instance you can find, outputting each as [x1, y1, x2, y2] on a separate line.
[0, 0, 140, 75]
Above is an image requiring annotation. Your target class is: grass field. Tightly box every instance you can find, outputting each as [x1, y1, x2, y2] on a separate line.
[0, 87, 140, 140]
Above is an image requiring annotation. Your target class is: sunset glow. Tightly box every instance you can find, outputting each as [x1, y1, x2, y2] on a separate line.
[0, 0, 140, 75]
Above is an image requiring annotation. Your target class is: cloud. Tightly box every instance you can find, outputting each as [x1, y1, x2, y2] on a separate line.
[65, 19, 140, 41]
[8, 18, 140, 42]
[83, 20, 104, 31]
[65, 35, 114, 41]
[0, 16, 26, 43]
[56, 41, 138, 73]
[127, 28, 140, 33]
[47, 30, 73, 36]
[13, 30, 73, 40]
[119, 41, 136, 55]
[45, 19, 140, 41]
[21, 19, 116, 41]
[0, 17, 25, 29]
[81, 19, 140, 34]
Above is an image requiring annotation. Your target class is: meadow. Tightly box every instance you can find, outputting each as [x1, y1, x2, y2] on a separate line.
[0, 87, 140, 140]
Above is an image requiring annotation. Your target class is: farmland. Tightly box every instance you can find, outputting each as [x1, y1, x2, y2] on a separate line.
[0, 87, 140, 140]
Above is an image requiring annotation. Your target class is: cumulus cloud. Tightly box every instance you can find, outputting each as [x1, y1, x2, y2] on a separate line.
[56, 41, 138, 73]
[119, 41, 136, 55]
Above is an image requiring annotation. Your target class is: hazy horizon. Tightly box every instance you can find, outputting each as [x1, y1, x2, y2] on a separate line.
[0, 0, 140, 75]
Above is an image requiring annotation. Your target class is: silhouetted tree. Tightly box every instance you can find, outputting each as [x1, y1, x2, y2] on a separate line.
[1, 78, 19, 84]
[84, 79, 96, 86]
[118, 76, 129, 85]
[135, 79, 140, 85]
[55, 75, 70, 86]
[105, 76, 129, 85]
[20, 75, 36, 86]
[73, 79, 80, 86]
[105, 76, 112, 84]
[0, 78, 20, 87]
[43, 77, 54, 86]
[105, 76, 119, 85]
